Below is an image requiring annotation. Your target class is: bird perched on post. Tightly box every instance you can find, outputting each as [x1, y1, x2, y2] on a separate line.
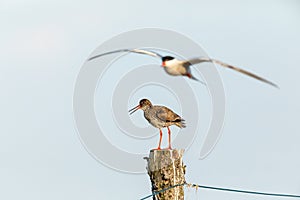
[129, 99, 185, 150]
[88, 48, 278, 88]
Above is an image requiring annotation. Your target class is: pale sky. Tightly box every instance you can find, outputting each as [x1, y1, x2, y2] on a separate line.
[1, 0, 300, 199]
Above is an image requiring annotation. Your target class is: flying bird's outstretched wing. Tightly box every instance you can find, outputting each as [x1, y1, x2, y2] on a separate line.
[88, 48, 163, 61]
[185, 57, 279, 88]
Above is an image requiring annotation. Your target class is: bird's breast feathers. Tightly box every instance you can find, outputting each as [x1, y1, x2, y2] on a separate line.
[163, 59, 187, 76]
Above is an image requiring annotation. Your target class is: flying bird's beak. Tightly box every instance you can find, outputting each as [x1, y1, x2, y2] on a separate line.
[162, 61, 166, 67]
[128, 105, 141, 115]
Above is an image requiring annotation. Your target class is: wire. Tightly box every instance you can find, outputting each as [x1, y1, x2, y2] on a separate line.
[140, 183, 185, 200]
[140, 183, 300, 200]
[193, 184, 300, 198]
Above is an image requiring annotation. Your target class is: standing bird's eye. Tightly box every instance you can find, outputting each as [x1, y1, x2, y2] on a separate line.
[139, 99, 146, 106]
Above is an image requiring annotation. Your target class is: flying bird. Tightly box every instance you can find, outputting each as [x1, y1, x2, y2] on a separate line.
[88, 48, 278, 88]
[129, 99, 185, 150]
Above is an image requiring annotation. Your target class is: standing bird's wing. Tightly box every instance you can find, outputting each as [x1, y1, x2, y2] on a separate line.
[185, 57, 279, 88]
[88, 48, 163, 61]
[155, 106, 186, 128]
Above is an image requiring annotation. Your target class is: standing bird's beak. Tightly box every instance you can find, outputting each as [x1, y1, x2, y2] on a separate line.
[128, 105, 141, 115]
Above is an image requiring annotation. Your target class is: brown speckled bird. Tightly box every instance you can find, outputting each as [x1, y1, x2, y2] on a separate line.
[129, 99, 185, 150]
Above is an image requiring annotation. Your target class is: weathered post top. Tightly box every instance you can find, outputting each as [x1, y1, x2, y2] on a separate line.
[145, 149, 186, 200]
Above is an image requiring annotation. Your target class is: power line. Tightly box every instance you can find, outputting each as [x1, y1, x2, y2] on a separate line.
[193, 184, 300, 198]
[140, 183, 185, 200]
[140, 183, 300, 200]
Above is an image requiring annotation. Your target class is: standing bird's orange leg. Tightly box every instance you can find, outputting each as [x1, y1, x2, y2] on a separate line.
[167, 127, 172, 150]
[156, 129, 163, 150]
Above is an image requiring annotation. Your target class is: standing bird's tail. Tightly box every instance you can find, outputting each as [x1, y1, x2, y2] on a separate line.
[174, 119, 186, 128]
